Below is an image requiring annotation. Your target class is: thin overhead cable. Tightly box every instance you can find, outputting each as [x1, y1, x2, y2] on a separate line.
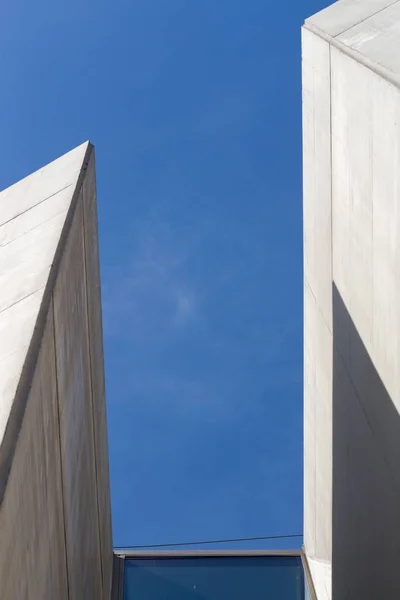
[114, 533, 303, 550]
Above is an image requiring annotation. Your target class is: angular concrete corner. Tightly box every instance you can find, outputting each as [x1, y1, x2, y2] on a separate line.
[303, 1, 400, 598]
[0, 143, 113, 599]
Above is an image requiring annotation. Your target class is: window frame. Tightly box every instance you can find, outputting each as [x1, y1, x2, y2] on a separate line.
[112, 549, 317, 600]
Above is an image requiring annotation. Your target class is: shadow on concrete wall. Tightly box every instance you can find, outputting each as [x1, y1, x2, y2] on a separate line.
[332, 284, 400, 598]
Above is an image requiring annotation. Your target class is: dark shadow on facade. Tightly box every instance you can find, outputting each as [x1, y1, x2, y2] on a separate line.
[332, 284, 400, 598]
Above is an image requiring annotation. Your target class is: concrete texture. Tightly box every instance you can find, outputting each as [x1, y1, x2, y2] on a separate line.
[0, 144, 113, 599]
[303, 1, 400, 598]
[302, 25, 333, 600]
[82, 154, 114, 596]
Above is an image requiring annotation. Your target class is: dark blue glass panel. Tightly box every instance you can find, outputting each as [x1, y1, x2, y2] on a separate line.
[124, 555, 306, 599]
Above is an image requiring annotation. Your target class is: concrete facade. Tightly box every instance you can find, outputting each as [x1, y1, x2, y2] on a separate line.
[0, 143, 113, 599]
[303, 1, 400, 598]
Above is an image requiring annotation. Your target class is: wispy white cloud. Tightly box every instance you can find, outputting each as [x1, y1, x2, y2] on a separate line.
[174, 286, 196, 324]
[102, 216, 198, 341]
[102, 213, 301, 417]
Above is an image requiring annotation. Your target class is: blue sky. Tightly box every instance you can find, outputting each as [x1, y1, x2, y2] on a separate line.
[0, 0, 329, 549]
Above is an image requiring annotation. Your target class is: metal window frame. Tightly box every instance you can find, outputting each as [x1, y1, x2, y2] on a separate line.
[112, 548, 317, 600]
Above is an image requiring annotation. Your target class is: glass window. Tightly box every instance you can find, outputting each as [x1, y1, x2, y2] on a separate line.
[123, 555, 307, 599]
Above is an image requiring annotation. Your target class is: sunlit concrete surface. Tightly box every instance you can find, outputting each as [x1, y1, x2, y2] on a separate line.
[303, 1, 400, 598]
[0, 143, 113, 599]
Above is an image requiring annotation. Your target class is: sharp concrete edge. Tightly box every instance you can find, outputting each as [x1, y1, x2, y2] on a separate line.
[303, 21, 400, 91]
[0, 142, 94, 506]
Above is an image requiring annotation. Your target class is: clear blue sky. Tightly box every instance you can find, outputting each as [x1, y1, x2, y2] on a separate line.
[0, 0, 329, 550]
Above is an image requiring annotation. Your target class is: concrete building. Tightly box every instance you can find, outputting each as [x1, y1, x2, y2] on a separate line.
[0, 142, 113, 599]
[303, 0, 400, 598]
[8, 1, 400, 589]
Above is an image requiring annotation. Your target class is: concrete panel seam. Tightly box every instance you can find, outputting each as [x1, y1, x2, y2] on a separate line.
[0, 184, 73, 229]
[81, 186, 105, 594]
[51, 294, 71, 600]
[336, 327, 379, 442]
[0, 208, 67, 251]
[332, 0, 400, 40]
[334, 332, 400, 500]
[303, 22, 400, 90]
[0, 285, 44, 318]
[368, 40, 379, 370]
[305, 276, 333, 336]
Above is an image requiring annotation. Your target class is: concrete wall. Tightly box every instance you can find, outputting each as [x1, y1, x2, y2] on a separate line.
[303, 1, 400, 598]
[0, 144, 113, 599]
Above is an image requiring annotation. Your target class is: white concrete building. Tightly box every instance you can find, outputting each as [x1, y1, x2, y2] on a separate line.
[0, 143, 113, 599]
[303, 0, 400, 598]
